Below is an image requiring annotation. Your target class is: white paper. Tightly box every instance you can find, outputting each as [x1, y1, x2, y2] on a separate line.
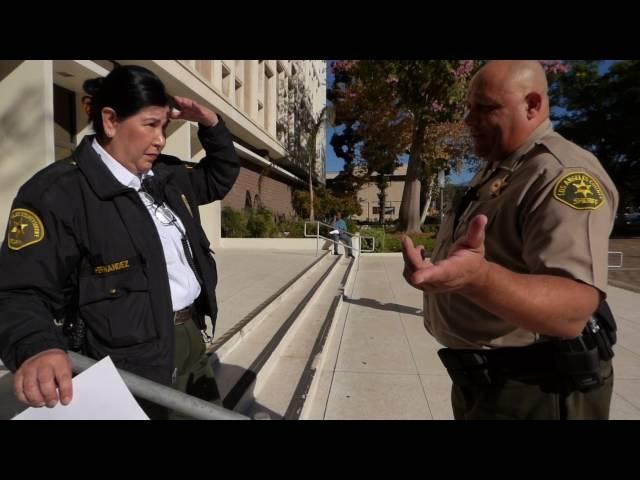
[13, 356, 149, 420]
[329, 229, 339, 235]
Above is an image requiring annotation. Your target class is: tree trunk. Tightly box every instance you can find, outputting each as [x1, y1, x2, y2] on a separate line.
[378, 189, 386, 225]
[307, 106, 327, 222]
[419, 175, 436, 224]
[377, 175, 389, 225]
[398, 120, 427, 233]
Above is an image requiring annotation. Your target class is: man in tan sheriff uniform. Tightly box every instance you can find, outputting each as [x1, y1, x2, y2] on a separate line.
[402, 60, 619, 420]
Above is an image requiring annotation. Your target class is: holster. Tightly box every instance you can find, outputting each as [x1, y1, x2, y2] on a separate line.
[62, 316, 86, 353]
[438, 301, 617, 393]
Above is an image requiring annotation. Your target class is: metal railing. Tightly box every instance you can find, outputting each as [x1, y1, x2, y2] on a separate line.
[304, 220, 375, 257]
[68, 351, 249, 420]
[608, 251, 624, 268]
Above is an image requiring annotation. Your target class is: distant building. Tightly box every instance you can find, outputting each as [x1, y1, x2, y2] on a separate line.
[328, 165, 407, 222]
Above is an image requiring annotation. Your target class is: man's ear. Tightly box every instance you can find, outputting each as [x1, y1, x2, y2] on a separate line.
[525, 92, 543, 120]
[101, 107, 118, 138]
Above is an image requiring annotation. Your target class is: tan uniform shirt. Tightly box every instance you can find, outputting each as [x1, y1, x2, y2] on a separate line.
[425, 119, 619, 349]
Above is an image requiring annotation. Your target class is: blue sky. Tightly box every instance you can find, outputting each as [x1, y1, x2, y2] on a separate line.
[325, 60, 618, 185]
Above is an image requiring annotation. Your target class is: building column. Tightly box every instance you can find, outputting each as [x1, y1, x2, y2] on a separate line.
[265, 60, 277, 136]
[163, 121, 191, 159]
[190, 129, 222, 250]
[212, 60, 222, 91]
[0, 60, 54, 234]
[244, 60, 258, 121]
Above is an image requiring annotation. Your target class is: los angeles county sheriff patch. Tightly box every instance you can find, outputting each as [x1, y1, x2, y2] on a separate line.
[553, 172, 605, 210]
[7, 208, 45, 250]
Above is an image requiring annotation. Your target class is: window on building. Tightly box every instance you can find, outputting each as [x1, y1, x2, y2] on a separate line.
[372, 206, 396, 215]
[53, 84, 76, 161]
[235, 78, 244, 110]
[221, 63, 231, 97]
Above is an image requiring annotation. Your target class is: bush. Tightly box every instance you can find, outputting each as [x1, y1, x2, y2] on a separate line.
[382, 233, 435, 253]
[358, 227, 436, 253]
[359, 227, 386, 252]
[421, 224, 440, 237]
[246, 208, 277, 238]
[222, 206, 309, 238]
[292, 187, 362, 220]
[221, 206, 248, 237]
[423, 215, 440, 225]
[220, 203, 439, 252]
[345, 218, 359, 234]
[276, 219, 306, 238]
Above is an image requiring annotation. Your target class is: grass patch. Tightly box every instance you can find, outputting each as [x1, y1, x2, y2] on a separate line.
[360, 227, 436, 253]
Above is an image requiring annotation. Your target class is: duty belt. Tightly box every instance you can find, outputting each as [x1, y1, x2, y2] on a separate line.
[173, 305, 193, 325]
[438, 340, 604, 391]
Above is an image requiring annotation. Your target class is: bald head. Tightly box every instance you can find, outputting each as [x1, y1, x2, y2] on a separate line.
[478, 60, 548, 100]
[464, 60, 551, 162]
[472, 61, 550, 119]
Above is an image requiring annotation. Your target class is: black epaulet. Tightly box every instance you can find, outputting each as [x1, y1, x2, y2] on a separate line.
[18, 157, 81, 199]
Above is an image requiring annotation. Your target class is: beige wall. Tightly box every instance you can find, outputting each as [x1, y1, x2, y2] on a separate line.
[347, 166, 407, 222]
[355, 179, 405, 222]
[191, 144, 222, 251]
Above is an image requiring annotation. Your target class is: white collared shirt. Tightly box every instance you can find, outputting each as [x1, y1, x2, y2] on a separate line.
[92, 139, 201, 311]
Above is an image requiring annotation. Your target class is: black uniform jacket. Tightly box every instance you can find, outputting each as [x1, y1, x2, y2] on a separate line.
[0, 120, 239, 384]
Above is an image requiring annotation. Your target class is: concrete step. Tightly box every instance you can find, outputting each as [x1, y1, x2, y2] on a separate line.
[211, 254, 348, 415]
[207, 251, 330, 358]
[300, 253, 360, 420]
[243, 256, 354, 419]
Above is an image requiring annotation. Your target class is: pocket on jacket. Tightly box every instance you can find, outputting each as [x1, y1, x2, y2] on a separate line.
[78, 267, 157, 348]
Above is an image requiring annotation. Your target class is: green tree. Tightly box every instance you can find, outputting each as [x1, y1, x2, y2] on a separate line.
[292, 186, 361, 221]
[550, 60, 640, 211]
[330, 60, 477, 233]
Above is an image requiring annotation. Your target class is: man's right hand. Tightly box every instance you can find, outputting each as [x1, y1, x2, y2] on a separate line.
[14, 349, 73, 408]
[401, 214, 489, 294]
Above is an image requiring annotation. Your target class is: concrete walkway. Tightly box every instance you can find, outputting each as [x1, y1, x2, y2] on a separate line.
[318, 254, 640, 420]
[211, 249, 322, 340]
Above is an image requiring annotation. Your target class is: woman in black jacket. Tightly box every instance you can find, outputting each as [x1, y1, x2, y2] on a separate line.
[0, 64, 240, 418]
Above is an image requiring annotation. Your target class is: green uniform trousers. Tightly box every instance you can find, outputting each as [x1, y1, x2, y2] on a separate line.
[451, 360, 613, 420]
[138, 318, 221, 420]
